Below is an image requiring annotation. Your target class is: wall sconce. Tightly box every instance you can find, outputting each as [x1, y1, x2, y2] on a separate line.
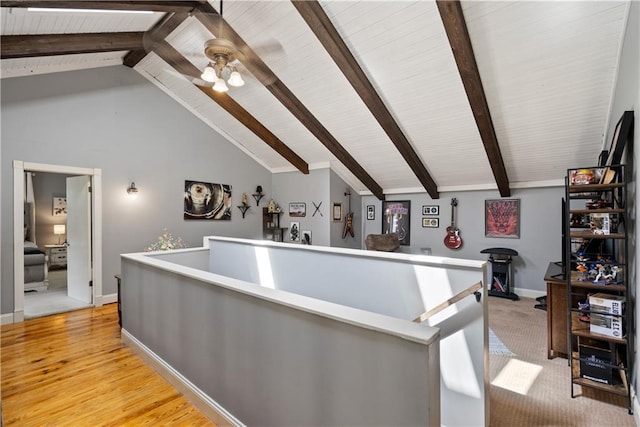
[127, 182, 139, 198]
[53, 224, 66, 245]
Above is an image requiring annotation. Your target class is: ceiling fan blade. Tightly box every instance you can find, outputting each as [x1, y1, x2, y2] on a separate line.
[159, 66, 212, 89]
[251, 39, 285, 58]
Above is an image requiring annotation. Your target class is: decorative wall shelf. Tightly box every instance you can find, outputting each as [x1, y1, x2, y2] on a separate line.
[252, 193, 265, 206]
[237, 204, 250, 218]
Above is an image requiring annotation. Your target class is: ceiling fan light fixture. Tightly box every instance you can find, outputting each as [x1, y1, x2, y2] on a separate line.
[201, 38, 243, 91]
[201, 63, 218, 83]
[213, 79, 229, 93]
[228, 70, 244, 87]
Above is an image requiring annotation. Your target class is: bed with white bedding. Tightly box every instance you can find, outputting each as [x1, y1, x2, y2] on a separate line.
[24, 241, 48, 292]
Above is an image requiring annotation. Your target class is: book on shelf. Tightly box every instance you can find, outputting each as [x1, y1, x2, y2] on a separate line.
[600, 168, 616, 184]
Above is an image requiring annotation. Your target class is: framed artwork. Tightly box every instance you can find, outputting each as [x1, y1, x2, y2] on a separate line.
[290, 221, 300, 242]
[422, 218, 439, 228]
[184, 180, 232, 220]
[606, 111, 634, 167]
[382, 200, 411, 245]
[485, 199, 520, 238]
[289, 202, 306, 217]
[332, 203, 343, 221]
[53, 197, 67, 216]
[366, 205, 375, 220]
[302, 230, 312, 245]
[422, 205, 439, 216]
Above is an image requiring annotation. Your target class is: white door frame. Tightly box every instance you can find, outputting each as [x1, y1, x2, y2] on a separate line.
[13, 160, 103, 323]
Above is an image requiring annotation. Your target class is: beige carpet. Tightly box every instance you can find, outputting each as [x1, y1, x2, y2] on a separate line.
[489, 296, 634, 426]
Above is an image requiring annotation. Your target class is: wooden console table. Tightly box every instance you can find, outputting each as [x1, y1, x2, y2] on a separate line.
[544, 262, 567, 359]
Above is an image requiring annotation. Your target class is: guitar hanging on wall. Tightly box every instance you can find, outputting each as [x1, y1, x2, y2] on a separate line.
[444, 198, 463, 249]
[342, 190, 354, 239]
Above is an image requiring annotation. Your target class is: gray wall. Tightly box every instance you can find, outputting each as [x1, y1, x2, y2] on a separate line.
[272, 167, 362, 248]
[329, 169, 361, 249]
[362, 186, 563, 294]
[1, 66, 271, 313]
[273, 168, 330, 246]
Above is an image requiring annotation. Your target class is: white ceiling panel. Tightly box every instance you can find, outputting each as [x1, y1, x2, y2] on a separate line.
[463, 1, 628, 184]
[1, 52, 128, 78]
[322, 1, 495, 190]
[1, 0, 631, 197]
[222, 1, 417, 192]
[1, 7, 163, 35]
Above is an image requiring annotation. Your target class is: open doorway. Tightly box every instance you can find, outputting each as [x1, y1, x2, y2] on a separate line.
[23, 172, 92, 318]
[12, 161, 103, 323]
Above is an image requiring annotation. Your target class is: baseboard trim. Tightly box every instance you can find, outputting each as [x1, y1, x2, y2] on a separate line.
[121, 329, 243, 427]
[513, 289, 546, 300]
[1, 312, 16, 325]
[632, 389, 639, 424]
[101, 293, 117, 305]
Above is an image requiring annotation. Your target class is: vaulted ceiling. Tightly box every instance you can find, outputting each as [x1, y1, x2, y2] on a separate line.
[1, 1, 630, 200]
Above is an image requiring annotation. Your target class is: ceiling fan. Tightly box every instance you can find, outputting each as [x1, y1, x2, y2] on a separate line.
[161, 0, 284, 91]
[193, 0, 284, 92]
[199, 0, 244, 92]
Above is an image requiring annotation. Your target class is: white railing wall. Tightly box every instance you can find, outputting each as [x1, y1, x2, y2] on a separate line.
[121, 236, 488, 426]
[204, 237, 489, 427]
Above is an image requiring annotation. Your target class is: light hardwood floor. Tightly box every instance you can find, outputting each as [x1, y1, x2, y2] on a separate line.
[1, 304, 215, 426]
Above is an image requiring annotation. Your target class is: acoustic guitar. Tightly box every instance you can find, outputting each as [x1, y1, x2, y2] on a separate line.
[444, 198, 463, 249]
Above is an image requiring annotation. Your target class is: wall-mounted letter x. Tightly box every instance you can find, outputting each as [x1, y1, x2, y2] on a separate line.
[313, 201, 323, 217]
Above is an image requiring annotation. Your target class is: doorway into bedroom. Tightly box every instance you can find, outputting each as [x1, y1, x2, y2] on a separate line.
[23, 171, 92, 319]
[14, 161, 103, 322]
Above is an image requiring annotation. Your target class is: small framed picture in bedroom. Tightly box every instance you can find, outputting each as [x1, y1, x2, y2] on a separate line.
[53, 197, 67, 216]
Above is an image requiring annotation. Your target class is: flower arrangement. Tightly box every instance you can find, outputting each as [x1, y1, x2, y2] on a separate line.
[145, 229, 187, 251]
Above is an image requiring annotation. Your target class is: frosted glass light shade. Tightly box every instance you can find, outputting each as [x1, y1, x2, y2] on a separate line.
[227, 70, 244, 87]
[201, 64, 218, 83]
[213, 79, 229, 93]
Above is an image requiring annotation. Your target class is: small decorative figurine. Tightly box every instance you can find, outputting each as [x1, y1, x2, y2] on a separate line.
[575, 252, 588, 281]
[268, 199, 277, 213]
[242, 193, 249, 206]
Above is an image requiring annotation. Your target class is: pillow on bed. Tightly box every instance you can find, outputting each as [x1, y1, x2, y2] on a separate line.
[24, 241, 45, 255]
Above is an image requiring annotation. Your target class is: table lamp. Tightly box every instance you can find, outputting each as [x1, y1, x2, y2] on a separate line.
[53, 224, 66, 245]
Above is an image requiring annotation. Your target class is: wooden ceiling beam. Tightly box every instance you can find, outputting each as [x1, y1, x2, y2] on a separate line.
[292, 0, 439, 200]
[123, 11, 191, 67]
[1, 32, 144, 59]
[152, 41, 309, 175]
[437, 0, 511, 197]
[193, 2, 385, 200]
[1, 1, 205, 13]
